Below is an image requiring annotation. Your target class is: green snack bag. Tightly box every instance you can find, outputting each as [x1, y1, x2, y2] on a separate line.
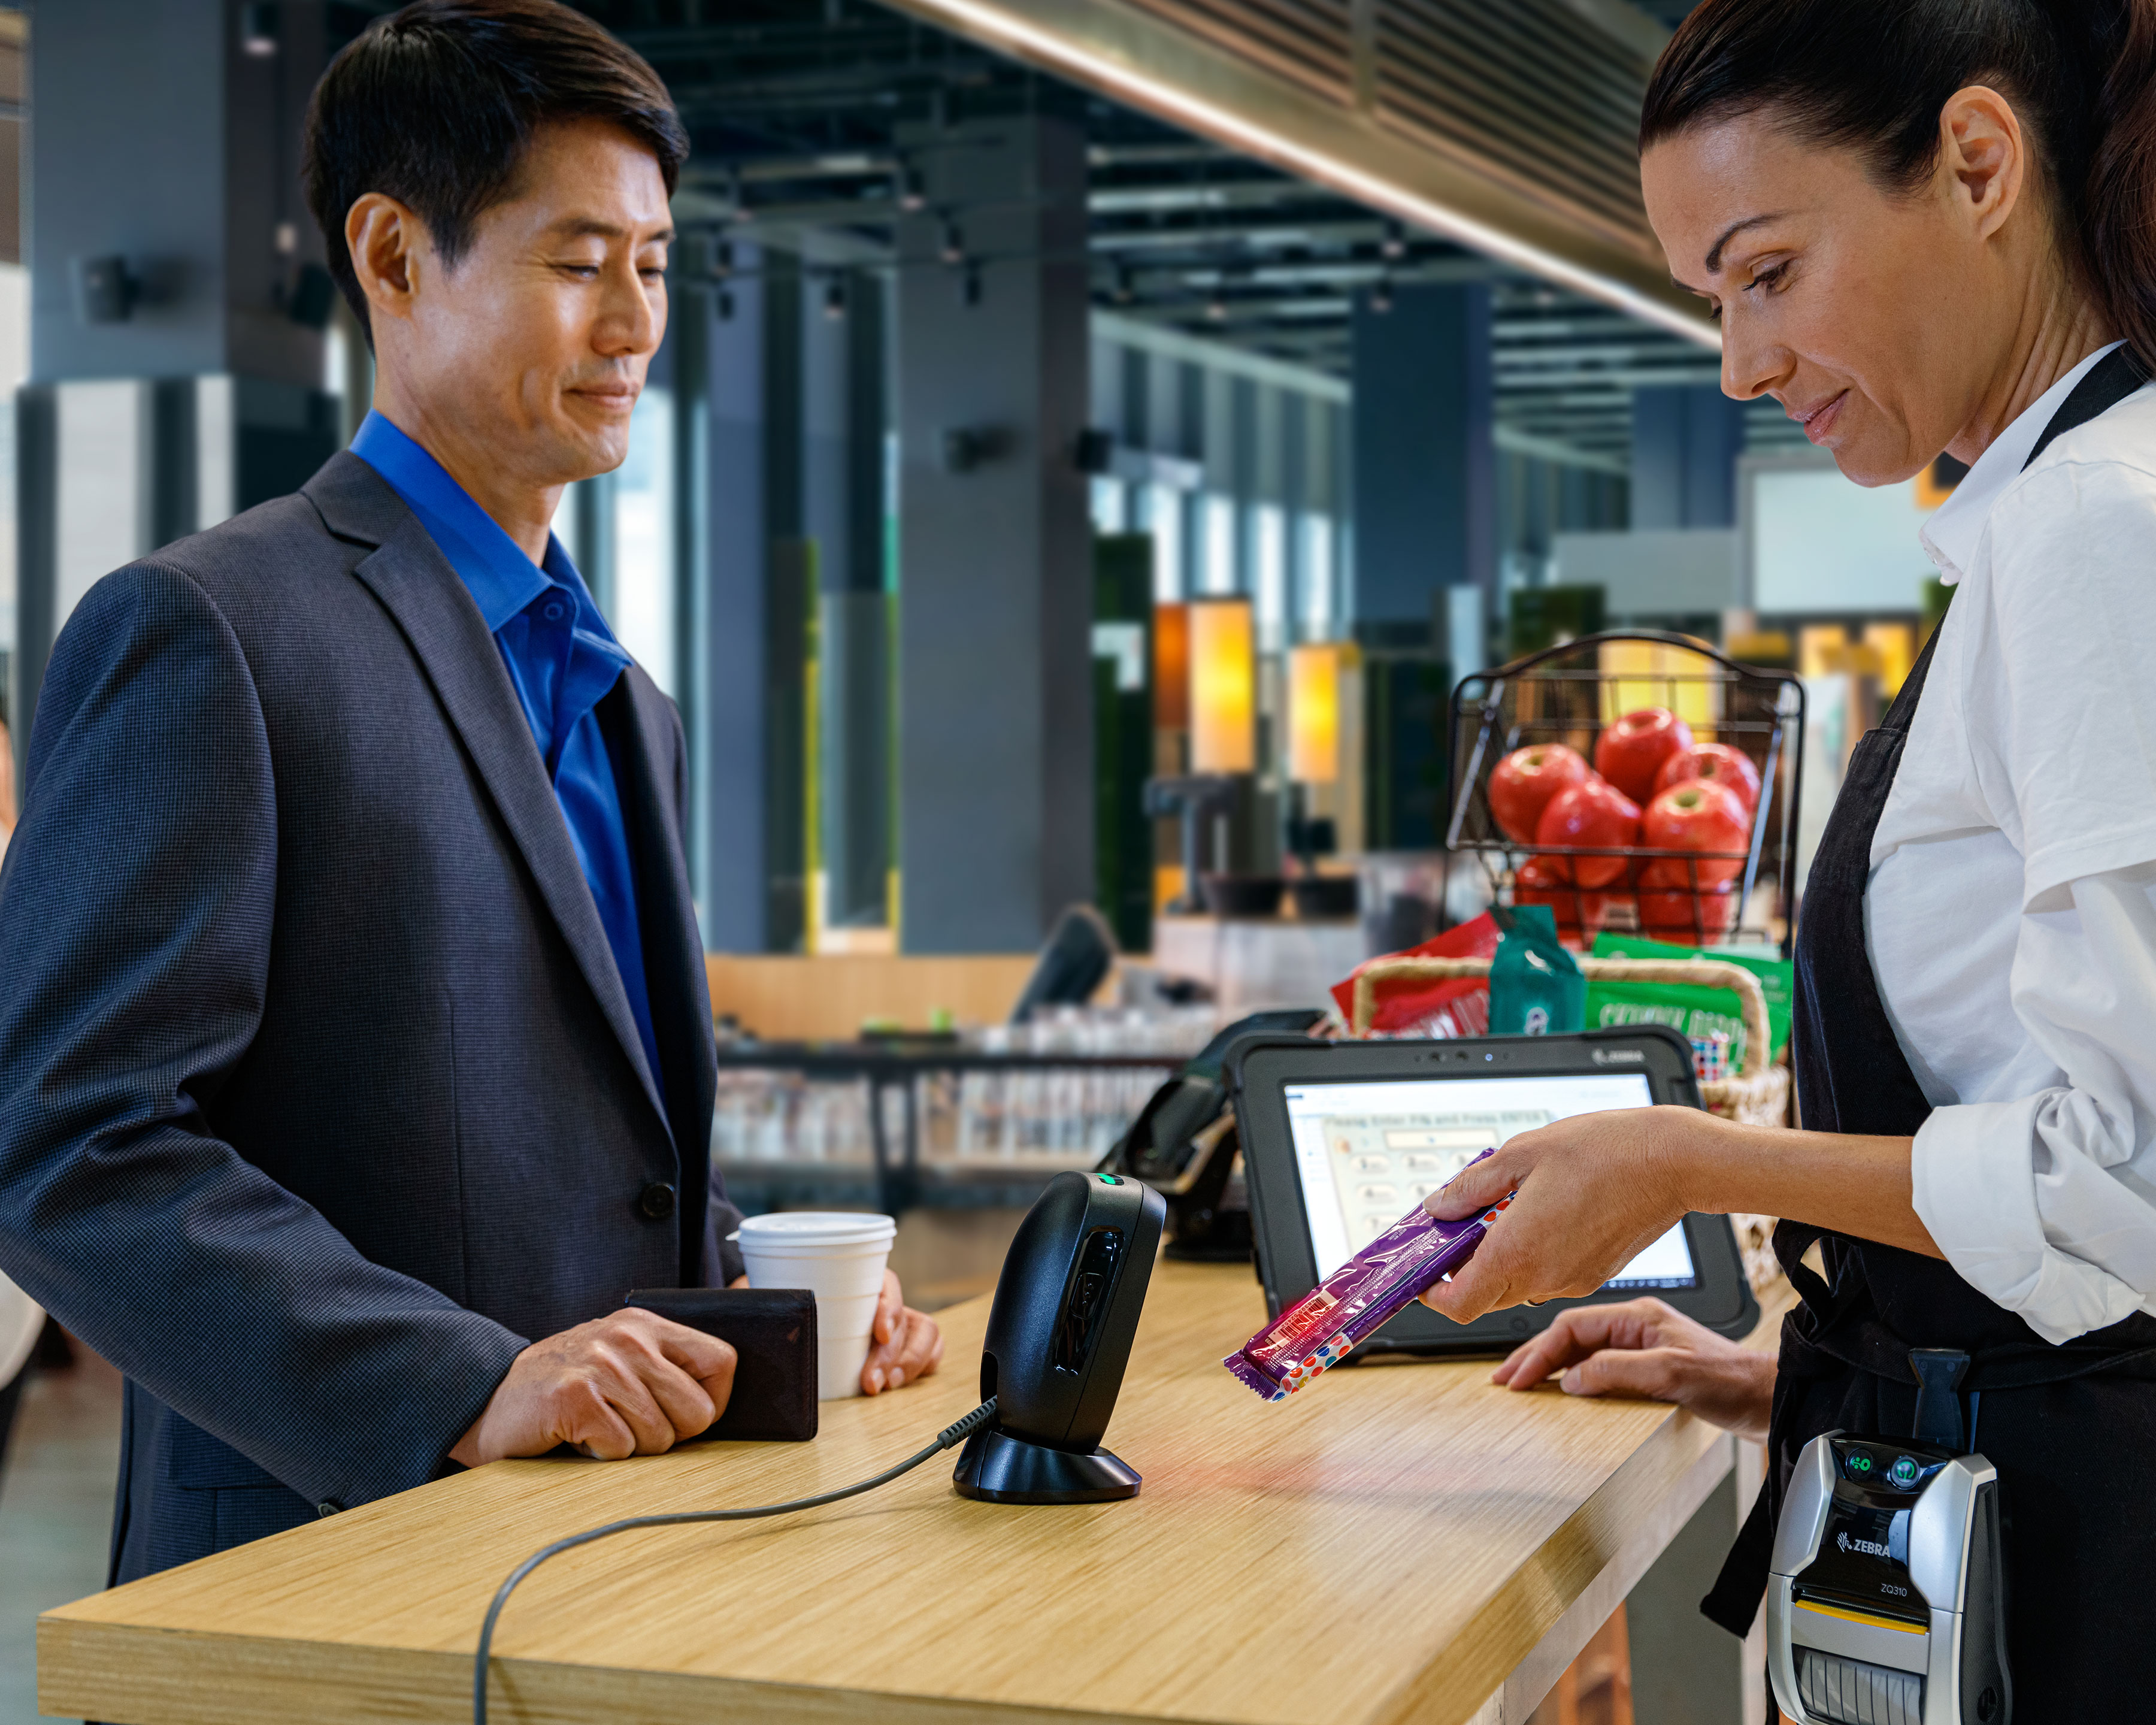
[1489, 906, 1586, 1036]
[1585, 931, 1794, 1070]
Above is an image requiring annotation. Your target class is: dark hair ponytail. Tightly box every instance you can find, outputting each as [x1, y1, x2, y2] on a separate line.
[1640, 0, 2156, 363]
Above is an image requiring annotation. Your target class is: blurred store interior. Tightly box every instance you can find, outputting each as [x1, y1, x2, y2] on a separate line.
[0, 4, 1954, 1720]
[2, 1, 1947, 1040]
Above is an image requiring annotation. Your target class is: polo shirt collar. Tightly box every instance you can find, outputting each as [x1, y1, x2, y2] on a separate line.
[1921, 340, 2127, 585]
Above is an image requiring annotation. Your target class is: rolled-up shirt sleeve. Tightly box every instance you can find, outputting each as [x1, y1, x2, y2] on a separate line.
[1912, 865, 2156, 1343]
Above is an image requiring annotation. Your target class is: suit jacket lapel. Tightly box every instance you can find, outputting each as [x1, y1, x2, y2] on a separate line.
[307, 455, 673, 1143]
[600, 675, 718, 1277]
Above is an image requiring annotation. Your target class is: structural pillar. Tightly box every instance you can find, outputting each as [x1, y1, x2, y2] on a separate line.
[1349, 281, 1494, 653]
[695, 241, 812, 954]
[804, 264, 891, 939]
[1631, 385, 1746, 529]
[16, 0, 338, 779]
[894, 114, 1092, 954]
[1350, 281, 1492, 850]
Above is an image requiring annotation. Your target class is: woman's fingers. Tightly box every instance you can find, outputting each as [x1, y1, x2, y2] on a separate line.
[1560, 1345, 1692, 1402]
[1421, 1254, 1507, 1322]
[1556, 1342, 1777, 1438]
[1490, 1297, 1712, 1387]
[1477, 1296, 1775, 1439]
[1420, 1210, 1549, 1322]
[1492, 1308, 1630, 1387]
[1424, 1145, 1528, 1221]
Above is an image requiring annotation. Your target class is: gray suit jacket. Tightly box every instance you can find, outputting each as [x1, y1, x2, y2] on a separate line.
[0, 451, 738, 1582]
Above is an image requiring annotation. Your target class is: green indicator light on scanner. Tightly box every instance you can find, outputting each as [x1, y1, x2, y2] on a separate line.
[1891, 1456, 1920, 1488]
[1850, 1454, 1873, 1473]
[1098, 1174, 1122, 1185]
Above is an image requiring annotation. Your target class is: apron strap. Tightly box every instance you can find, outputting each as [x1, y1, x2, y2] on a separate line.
[1909, 1348, 1970, 1448]
[1701, 1473, 1777, 1637]
[2022, 344, 2149, 470]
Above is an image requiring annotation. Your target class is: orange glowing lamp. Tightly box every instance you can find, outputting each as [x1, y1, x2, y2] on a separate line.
[1188, 597, 1255, 774]
[1288, 643, 1342, 783]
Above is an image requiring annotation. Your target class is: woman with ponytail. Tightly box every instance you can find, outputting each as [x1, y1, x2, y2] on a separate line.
[1413, 1, 2156, 1710]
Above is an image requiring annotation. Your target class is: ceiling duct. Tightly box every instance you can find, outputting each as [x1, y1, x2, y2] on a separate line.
[873, 0, 1715, 345]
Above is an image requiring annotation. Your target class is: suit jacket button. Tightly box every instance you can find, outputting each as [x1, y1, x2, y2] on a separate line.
[638, 1181, 677, 1221]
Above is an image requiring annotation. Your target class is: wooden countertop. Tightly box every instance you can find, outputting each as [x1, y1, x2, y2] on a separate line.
[39, 1261, 1735, 1725]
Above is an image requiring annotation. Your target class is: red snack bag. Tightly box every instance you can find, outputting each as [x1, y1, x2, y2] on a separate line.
[1331, 912, 1500, 1036]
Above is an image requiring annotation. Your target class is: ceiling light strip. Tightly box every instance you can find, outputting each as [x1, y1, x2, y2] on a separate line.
[897, 0, 1721, 352]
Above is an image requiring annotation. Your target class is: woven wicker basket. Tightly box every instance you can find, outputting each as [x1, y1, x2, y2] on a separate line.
[1345, 954, 1790, 1127]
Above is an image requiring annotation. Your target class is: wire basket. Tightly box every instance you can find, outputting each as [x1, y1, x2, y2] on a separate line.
[1447, 632, 1805, 956]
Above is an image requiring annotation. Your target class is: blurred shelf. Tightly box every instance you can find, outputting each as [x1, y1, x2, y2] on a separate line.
[711, 1041, 1180, 1216]
[716, 1160, 1092, 1215]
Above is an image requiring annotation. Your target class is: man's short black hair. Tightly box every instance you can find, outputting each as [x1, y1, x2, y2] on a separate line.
[302, 0, 687, 341]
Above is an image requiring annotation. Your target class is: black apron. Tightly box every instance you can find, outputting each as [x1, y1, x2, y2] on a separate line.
[1704, 347, 2156, 1714]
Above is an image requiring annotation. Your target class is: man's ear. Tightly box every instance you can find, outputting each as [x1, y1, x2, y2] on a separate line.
[1939, 84, 2026, 242]
[346, 192, 429, 328]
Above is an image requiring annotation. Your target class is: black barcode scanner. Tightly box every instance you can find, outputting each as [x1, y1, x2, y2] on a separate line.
[953, 1169, 1166, 1504]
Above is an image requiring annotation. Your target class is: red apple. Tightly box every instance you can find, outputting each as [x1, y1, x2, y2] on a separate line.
[1514, 854, 1598, 943]
[1642, 780, 1751, 887]
[1486, 743, 1591, 845]
[1597, 707, 1695, 804]
[1653, 742, 1762, 815]
[1639, 883, 1739, 945]
[1534, 779, 1642, 889]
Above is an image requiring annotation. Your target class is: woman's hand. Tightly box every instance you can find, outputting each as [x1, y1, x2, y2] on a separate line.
[1418, 1104, 1711, 1324]
[1489, 1297, 1775, 1441]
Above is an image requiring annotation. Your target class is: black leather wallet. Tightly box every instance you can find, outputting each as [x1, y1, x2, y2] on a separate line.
[623, 1287, 819, 1442]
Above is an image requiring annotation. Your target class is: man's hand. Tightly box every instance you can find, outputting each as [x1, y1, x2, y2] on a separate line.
[725, 1267, 944, 1395]
[861, 1268, 943, 1395]
[1488, 1296, 1775, 1440]
[449, 1309, 736, 1467]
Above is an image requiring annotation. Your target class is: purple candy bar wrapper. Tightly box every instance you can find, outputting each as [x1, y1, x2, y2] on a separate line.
[1225, 1164, 1514, 1401]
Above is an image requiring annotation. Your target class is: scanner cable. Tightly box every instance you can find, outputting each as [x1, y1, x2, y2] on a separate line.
[473, 1396, 1000, 1725]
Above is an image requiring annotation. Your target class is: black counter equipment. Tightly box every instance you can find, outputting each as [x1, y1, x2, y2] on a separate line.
[953, 1169, 1166, 1503]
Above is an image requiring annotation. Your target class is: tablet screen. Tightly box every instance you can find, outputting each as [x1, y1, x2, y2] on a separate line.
[1281, 1073, 1697, 1289]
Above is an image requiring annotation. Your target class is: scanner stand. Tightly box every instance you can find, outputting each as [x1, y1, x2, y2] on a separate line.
[952, 1426, 1141, 1505]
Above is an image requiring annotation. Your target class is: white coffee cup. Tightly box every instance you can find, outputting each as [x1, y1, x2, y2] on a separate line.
[735, 1212, 898, 1400]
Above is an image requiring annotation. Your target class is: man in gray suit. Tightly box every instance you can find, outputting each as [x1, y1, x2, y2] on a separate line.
[0, 0, 940, 1585]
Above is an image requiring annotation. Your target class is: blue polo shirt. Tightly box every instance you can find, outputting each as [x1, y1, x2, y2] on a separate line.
[350, 412, 663, 1095]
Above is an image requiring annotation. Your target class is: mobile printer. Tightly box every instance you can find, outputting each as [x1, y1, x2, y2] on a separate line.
[1767, 1427, 2010, 1725]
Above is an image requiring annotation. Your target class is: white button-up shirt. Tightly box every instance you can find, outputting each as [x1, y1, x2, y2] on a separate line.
[1868, 340, 2156, 1343]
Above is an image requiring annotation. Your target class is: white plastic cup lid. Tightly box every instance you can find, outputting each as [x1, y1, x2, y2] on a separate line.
[735, 1211, 897, 1249]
